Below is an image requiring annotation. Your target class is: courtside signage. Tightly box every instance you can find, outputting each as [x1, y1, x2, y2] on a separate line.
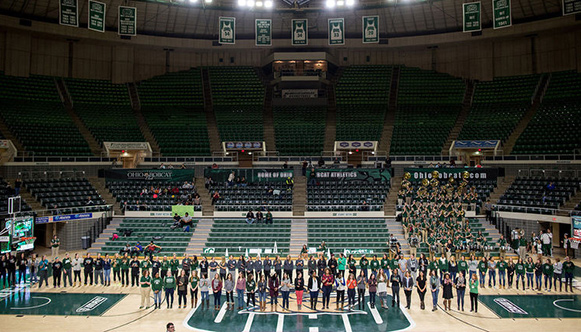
[493, 298, 528, 314]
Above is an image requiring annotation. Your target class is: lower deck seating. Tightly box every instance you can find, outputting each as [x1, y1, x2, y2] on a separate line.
[307, 219, 390, 253]
[99, 218, 196, 256]
[106, 180, 201, 212]
[204, 219, 291, 256]
[497, 177, 579, 213]
[24, 178, 108, 213]
[210, 182, 293, 212]
[307, 180, 389, 211]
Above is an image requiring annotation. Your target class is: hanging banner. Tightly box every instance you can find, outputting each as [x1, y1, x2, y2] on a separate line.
[362, 16, 379, 44]
[403, 167, 498, 182]
[118, 6, 137, 36]
[59, 0, 79, 27]
[463, 2, 482, 32]
[219, 17, 236, 44]
[88, 0, 106, 33]
[328, 18, 345, 45]
[104, 169, 195, 182]
[292, 19, 308, 46]
[563, 0, 581, 15]
[306, 168, 391, 183]
[493, 0, 512, 29]
[255, 19, 272, 46]
[204, 169, 293, 183]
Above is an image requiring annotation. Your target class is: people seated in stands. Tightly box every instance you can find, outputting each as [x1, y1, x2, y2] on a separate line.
[318, 157, 325, 167]
[137, 201, 147, 211]
[308, 168, 317, 186]
[132, 242, 144, 257]
[361, 201, 370, 211]
[239, 177, 248, 187]
[318, 241, 328, 252]
[120, 243, 131, 255]
[172, 213, 181, 227]
[205, 177, 214, 190]
[145, 241, 162, 259]
[227, 171, 236, 186]
[211, 163, 219, 169]
[256, 211, 264, 223]
[246, 210, 256, 224]
[211, 191, 221, 205]
[86, 196, 94, 206]
[180, 163, 187, 169]
[180, 213, 193, 229]
[265, 210, 273, 225]
[286, 177, 294, 191]
[193, 194, 201, 205]
[282, 161, 288, 169]
[546, 182, 556, 192]
[160, 163, 166, 169]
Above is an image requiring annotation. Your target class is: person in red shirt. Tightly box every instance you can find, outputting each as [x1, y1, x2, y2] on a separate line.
[211, 273, 223, 310]
[346, 273, 357, 310]
[321, 268, 334, 310]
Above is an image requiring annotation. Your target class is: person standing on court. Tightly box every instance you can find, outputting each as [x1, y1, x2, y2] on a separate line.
[62, 253, 72, 287]
[416, 270, 427, 310]
[563, 256, 575, 292]
[403, 271, 414, 309]
[390, 268, 401, 308]
[469, 273, 478, 313]
[52, 256, 62, 287]
[177, 270, 189, 309]
[152, 271, 163, 309]
[164, 270, 176, 309]
[83, 253, 94, 286]
[308, 271, 320, 311]
[37, 255, 49, 288]
[429, 270, 440, 311]
[540, 229, 553, 257]
[94, 254, 104, 285]
[130, 256, 140, 287]
[51, 235, 60, 258]
[140, 270, 151, 309]
[455, 271, 466, 311]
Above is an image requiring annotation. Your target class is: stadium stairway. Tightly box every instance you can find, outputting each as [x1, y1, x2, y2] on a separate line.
[442, 80, 474, 155]
[384, 218, 410, 256]
[557, 190, 581, 216]
[87, 217, 123, 255]
[55, 78, 102, 155]
[263, 84, 276, 151]
[384, 176, 402, 216]
[323, 84, 337, 151]
[195, 177, 214, 217]
[379, 66, 399, 154]
[288, 219, 308, 256]
[201, 68, 221, 153]
[488, 176, 515, 204]
[293, 175, 307, 217]
[128, 82, 161, 155]
[185, 218, 214, 256]
[503, 73, 550, 154]
[87, 177, 123, 215]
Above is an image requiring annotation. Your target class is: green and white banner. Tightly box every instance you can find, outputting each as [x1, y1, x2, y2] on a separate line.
[306, 168, 391, 183]
[172, 205, 195, 217]
[118, 6, 137, 36]
[493, 0, 512, 29]
[59, 0, 79, 27]
[463, 2, 482, 32]
[563, 0, 581, 15]
[328, 18, 345, 45]
[255, 19, 272, 46]
[88, 0, 106, 33]
[403, 167, 498, 182]
[362, 16, 379, 44]
[292, 19, 308, 46]
[219, 17, 236, 44]
[204, 168, 293, 183]
[104, 169, 195, 182]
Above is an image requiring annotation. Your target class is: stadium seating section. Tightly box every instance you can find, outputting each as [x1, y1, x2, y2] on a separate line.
[24, 178, 108, 213]
[307, 180, 389, 211]
[138, 69, 210, 156]
[205, 219, 291, 256]
[210, 67, 264, 141]
[100, 218, 195, 256]
[391, 67, 465, 155]
[307, 219, 389, 253]
[274, 106, 325, 155]
[459, 74, 539, 143]
[209, 182, 293, 212]
[513, 71, 581, 154]
[497, 177, 580, 213]
[0, 74, 92, 156]
[335, 65, 391, 141]
[106, 180, 201, 212]
[65, 78, 144, 144]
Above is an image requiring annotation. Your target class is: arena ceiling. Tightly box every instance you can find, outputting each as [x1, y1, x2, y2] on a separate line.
[0, 0, 565, 39]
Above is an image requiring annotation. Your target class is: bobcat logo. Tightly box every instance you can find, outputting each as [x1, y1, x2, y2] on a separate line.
[122, 8, 133, 17]
[496, 0, 507, 7]
[63, 0, 75, 6]
[466, 4, 478, 12]
[91, 3, 102, 11]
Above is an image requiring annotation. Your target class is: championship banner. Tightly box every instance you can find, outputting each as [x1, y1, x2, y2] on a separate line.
[118, 6, 137, 36]
[172, 205, 195, 217]
[292, 19, 308, 46]
[219, 17, 236, 44]
[59, 0, 79, 27]
[563, 0, 581, 15]
[204, 169, 293, 183]
[104, 169, 195, 182]
[403, 167, 498, 182]
[328, 18, 345, 45]
[463, 2, 482, 32]
[362, 16, 379, 43]
[306, 168, 391, 183]
[88, 0, 106, 33]
[255, 19, 272, 46]
[493, 0, 511, 29]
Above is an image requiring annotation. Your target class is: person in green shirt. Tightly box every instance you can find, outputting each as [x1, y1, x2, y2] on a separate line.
[381, 253, 390, 281]
[161, 256, 170, 280]
[190, 270, 200, 308]
[152, 271, 163, 309]
[359, 255, 369, 279]
[563, 256, 575, 292]
[542, 258, 554, 292]
[62, 253, 72, 288]
[477, 257, 487, 288]
[428, 258, 438, 276]
[370, 255, 380, 278]
[140, 270, 151, 309]
[438, 255, 448, 283]
[497, 258, 507, 289]
[347, 255, 357, 277]
[141, 256, 152, 275]
[121, 253, 130, 287]
[338, 253, 346, 278]
[514, 258, 525, 290]
[246, 273, 256, 309]
[164, 270, 176, 309]
[458, 256, 468, 277]
[170, 254, 180, 279]
[525, 257, 535, 290]
[51, 235, 60, 258]
[469, 269, 479, 313]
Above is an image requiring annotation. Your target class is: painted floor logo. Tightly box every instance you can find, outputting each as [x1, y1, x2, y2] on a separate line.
[493, 298, 528, 314]
[76, 296, 108, 313]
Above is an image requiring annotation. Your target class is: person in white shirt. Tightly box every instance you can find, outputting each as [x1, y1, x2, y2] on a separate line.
[335, 274, 346, 310]
[541, 229, 553, 257]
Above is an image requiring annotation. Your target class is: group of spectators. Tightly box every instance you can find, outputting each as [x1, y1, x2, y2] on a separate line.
[245, 210, 274, 224]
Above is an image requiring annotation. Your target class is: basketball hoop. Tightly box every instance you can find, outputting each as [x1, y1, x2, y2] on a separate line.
[19, 236, 36, 246]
